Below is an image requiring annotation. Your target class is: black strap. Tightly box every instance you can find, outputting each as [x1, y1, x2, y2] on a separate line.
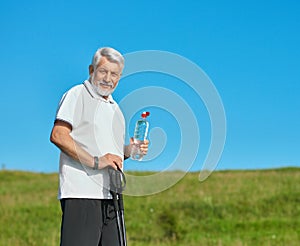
[108, 167, 126, 194]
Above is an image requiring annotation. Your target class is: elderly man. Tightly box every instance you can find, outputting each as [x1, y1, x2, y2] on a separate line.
[50, 47, 148, 246]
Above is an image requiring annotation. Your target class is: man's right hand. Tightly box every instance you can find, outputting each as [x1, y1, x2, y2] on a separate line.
[98, 153, 123, 170]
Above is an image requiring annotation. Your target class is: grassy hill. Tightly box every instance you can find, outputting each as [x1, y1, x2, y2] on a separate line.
[0, 168, 299, 245]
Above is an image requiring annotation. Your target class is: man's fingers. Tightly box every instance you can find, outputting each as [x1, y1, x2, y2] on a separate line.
[113, 158, 123, 170]
[140, 139, 149, 155]
[112, 155, 123, 170]
[99, 153, 123, 170]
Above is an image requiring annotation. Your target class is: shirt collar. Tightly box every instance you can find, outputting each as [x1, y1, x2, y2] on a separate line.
[83, 80, 115, 104]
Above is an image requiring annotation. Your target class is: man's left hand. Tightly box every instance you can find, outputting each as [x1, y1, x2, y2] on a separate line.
[140, 139, 149, 155]
[129, 138, 149, 155]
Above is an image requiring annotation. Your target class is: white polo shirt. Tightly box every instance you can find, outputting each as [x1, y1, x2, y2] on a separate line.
[55, 80, 125, 199]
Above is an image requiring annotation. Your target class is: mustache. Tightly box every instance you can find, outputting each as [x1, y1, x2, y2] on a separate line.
[98, 80, 114, 88]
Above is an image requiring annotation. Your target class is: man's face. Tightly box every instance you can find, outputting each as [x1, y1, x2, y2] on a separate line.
[89, 56, 122, 97]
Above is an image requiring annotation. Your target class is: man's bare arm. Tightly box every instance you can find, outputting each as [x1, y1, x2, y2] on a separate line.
[50, 120, 122, 170]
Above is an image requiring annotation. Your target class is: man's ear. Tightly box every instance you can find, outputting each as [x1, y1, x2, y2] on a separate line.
[89, 65, 94, 76]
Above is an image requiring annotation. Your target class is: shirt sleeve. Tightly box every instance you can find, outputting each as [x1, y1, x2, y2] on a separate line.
[55, 86, 81, 127]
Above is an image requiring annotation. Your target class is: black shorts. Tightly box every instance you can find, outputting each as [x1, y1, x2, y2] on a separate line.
[60, 198, 119, 246]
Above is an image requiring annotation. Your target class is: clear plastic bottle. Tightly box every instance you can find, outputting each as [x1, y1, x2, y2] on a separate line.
[130, 111, 150, 161]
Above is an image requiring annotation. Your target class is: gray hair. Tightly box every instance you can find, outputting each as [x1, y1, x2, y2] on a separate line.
[91, 47, 124, 70]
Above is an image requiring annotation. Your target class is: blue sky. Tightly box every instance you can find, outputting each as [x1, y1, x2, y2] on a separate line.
[0, 0, 299, 173]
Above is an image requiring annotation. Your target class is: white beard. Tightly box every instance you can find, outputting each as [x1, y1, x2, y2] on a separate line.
[90, 75, 116, 97]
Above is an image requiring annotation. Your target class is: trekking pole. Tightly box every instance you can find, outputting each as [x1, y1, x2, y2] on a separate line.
[108, 167, 127, 246]
[111, 190, 124, 246]
[118, 192, 127, 246]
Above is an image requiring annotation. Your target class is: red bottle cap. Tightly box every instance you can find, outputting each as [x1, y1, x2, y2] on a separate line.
[141, 111, 150, 118]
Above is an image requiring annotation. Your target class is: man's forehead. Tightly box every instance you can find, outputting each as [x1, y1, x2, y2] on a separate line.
[98, 57, 121, 71]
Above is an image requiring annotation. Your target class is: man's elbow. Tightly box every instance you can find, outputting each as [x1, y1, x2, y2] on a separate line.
[50, 128, 62, 147]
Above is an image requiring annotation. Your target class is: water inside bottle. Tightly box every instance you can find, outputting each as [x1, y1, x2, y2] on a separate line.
[130, 111, 150, 161]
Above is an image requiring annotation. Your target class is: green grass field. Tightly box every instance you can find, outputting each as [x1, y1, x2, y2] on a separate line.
[0, 168, 299, 245]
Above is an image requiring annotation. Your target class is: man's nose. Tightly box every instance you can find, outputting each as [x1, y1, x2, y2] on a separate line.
[104, 71, 112, 82]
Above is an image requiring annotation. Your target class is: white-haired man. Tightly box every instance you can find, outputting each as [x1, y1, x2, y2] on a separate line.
[50, 47, 149, 246]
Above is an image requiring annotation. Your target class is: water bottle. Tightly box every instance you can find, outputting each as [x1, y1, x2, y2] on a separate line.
[130, 111, 150, 161]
